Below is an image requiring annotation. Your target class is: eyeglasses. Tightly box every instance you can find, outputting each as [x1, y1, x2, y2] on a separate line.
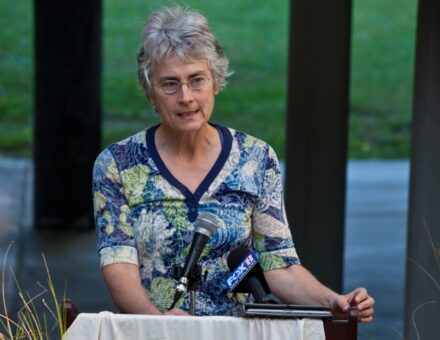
[154, 75, 211, 95]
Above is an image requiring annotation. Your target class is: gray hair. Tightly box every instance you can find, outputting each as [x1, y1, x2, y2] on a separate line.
[137, 5, 231, 96]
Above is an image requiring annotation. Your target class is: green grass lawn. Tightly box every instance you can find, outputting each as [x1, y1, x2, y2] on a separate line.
[0, 0, 417, 158]
[349, 0, 417, 158]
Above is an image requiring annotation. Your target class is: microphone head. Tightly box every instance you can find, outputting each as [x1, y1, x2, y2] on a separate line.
[194, 213, 217, 237]
[226, 246, 270, 294]
[227, 246, 252, 269]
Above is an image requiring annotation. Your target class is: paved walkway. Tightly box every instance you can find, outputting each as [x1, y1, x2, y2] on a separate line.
[344, 160, 409, 339]
[0, 156, 409, 339]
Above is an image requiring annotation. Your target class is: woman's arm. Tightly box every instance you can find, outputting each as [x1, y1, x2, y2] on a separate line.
[264, 264, 337, 306]
[102, 263, 188, 316]
[264, 264, 374, 322]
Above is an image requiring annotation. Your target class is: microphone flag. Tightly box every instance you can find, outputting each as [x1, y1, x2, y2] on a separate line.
[225, 250, 258, 291]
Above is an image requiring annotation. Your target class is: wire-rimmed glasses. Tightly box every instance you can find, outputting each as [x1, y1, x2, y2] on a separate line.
[154, 75, 211, 95]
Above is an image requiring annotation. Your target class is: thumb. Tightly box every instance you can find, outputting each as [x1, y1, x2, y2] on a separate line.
[336, 295, 351, 312]
[331, 295, 351, 319]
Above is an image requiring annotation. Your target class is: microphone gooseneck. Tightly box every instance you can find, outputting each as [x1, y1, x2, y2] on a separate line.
[169, 213, 217, 310]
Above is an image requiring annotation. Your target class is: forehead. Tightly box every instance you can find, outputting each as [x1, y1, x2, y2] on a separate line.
[152, 55, 210, 79]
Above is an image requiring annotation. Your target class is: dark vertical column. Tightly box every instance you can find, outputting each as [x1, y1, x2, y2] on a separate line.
[34, 0, 102, 230]
[285, 0, 352, 291]
[405, 0, 440, 338]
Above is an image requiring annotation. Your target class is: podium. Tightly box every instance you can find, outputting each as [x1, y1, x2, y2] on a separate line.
[63, 312, 326, 340]
[62, 300, 358, 340]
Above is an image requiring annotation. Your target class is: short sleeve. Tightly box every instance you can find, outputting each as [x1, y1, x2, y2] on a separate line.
[251, 146, 300, 271]
[93, 148, 138, 267]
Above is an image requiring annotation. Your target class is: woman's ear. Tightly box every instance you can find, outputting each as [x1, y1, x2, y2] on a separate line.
[147, 91, 156, 106]
[147, 93, 159, 114]
[213, 84, 220, 96]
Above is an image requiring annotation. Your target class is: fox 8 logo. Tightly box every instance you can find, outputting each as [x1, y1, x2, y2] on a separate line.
[244, 254, 254, 266]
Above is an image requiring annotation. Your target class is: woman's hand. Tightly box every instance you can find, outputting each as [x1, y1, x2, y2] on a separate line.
[163, 307, 191, 316]
[331, 287, 375, 323]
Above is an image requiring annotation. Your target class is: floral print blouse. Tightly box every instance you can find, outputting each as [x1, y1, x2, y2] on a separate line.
[93, 124, 300, 316]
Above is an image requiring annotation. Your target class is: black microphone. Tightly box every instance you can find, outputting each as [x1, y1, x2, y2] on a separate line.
[226, 246, 275, 304]
[169, 213, 217, 309]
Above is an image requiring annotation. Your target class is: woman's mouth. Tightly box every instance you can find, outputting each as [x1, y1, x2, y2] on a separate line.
[177, 110, 199, 118]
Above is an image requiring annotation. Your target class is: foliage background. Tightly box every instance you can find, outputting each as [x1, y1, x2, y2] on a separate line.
[0, 0, 417, 158]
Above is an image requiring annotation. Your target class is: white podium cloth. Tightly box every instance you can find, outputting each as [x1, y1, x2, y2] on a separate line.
[63, 312, 325, 340]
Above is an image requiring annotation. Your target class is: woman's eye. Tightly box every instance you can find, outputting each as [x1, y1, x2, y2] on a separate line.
[162, 81, 179, 89]
[190, 76, 206, 88]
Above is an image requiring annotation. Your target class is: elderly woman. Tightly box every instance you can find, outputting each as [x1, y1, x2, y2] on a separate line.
[93, 5, 374, 320]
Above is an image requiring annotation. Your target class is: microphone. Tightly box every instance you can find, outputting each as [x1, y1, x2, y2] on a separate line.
[169, 213, 217, 309]
[226, 246, 275, 304]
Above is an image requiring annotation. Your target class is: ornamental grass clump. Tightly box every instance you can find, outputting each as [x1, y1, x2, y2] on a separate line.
[0, 242, 67, 340]
[407, 223, 440, 339]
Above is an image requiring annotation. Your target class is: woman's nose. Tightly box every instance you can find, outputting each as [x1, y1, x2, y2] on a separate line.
[178, 83, 194, 103]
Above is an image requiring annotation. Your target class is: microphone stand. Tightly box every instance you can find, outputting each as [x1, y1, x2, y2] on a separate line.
[187, 265, 202, 315]
[189, 291, 196, 315]
[170, 264, 202, 315]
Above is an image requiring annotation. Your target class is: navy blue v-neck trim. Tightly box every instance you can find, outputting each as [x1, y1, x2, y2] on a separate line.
[146, 124, 232, 221]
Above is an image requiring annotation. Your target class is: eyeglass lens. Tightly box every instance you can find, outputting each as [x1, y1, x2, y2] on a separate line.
[159, 76, 208, 94]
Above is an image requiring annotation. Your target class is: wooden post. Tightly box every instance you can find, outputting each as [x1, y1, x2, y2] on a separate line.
[405, 0, 440, 337]
[34, 0, 102, 229]
[285, 0, 352, 291]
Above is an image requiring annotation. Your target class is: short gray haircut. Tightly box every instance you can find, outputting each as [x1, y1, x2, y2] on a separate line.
[137, 5, 231, 96]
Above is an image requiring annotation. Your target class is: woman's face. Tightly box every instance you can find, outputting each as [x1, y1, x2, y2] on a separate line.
[149, 55, 218, 134]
